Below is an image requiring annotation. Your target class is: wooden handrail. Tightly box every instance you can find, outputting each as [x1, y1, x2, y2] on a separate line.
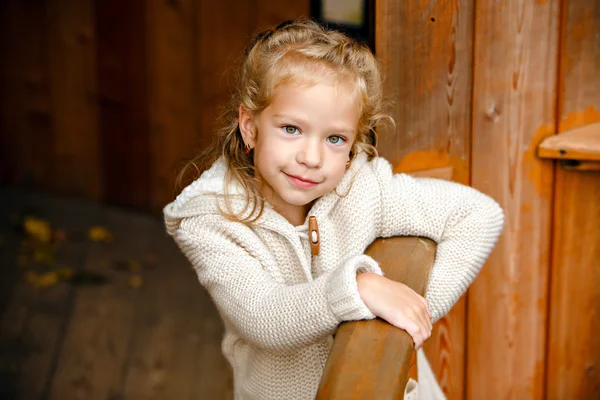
[316, 236, 436, 399]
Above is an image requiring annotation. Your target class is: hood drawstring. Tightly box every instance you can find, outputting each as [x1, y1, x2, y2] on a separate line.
[308, 216, 320, 256]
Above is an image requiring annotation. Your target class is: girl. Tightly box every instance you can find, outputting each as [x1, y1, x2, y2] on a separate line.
[164, 19, 504, 400]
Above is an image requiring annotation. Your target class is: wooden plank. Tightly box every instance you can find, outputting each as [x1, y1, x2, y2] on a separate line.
[538, 121, 600, 161]
[48, 208, 152, 399]
[317, 237, 435, 399]
[546, 0, 600, 398]
[196, 0, 257, 160]
[46, 0, 101, 199]
[375, 1, 474, 398]
[94, 0, 151, 209]
[0, 0, 54, 190]
[407, 166, 453, 181]
[256, 0, 311, 31]
[122, 221, 233, 399]
[468, 1, 559, 398]
[547, 171, 600, 399]
[0, 190, 102, 399]
[146, 0, 200, 210]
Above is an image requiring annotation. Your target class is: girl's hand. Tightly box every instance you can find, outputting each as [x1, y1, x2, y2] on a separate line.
[357, 272, 433, 350]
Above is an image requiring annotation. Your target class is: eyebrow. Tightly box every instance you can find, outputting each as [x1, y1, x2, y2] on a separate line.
[272, 113, 355, 134]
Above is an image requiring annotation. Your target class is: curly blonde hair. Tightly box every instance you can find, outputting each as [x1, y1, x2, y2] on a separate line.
[177, 18, 390, 223]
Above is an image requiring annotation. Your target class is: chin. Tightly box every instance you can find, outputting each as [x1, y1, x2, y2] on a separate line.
[281, 193, 318, 207]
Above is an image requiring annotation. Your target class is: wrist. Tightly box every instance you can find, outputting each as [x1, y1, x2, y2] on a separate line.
[356, 272, 380, 304]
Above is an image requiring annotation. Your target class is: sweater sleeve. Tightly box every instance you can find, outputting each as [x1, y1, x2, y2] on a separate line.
[371, 158, 504, 322]
[174, 222, 382, 352]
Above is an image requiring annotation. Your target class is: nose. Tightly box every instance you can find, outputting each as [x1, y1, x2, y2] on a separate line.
[296, 136, 323, 168]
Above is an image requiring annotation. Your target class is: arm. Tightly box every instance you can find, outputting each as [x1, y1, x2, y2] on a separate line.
[371, 158, 505, 321]
[174, 220, 382, 352]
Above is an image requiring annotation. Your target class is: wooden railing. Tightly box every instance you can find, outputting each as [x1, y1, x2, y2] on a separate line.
[316, 237, 436, 399]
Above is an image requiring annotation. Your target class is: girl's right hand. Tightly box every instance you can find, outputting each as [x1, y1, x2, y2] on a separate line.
[357, 272, 433, 350]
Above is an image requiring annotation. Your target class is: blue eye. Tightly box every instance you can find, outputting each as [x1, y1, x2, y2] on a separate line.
[283, 126, 299, 135]
[327, 136, 346, 145]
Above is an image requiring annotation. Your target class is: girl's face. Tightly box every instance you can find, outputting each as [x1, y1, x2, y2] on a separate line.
[239, 81, 360, 224]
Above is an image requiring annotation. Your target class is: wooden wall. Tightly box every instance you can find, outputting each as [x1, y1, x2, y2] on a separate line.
[0, 0, 310, 211]
[1, 0, 599, 398]
[376, 0, 599, 398]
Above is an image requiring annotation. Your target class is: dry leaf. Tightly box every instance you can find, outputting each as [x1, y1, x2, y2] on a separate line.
[24, 217, 52, 243]
[128, 275, 142, 289]
[88, 226, 113, 243]
[26, 271, 59, 288]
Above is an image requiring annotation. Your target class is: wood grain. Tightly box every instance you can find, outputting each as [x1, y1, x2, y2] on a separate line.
[46, 0, 101, 199]
[468, 1, 559, 398]
[0, 0, 53, 189]
[546, 0, 600, 398]
[196, 0, 256, 161]
[317, 237, 436, 399]
[94, 0, 151, 209]
[146, 0, 200, 210]
[375, 1, 474, 397]
[121, 223, 233, 399]
[0, 192, 102, 399]
[48, 208, 151, 400]
[538, 121, 600, 161]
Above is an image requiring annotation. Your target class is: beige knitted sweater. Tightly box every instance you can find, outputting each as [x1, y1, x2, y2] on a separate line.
[163, 152, 504, 399]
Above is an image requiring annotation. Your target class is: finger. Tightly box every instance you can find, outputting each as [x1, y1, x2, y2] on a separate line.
[413, 306, 431, 338]
[417, 294, 432, 320]
[406, 324, 423, 349]
[414, 334, 424, 350]
[414, 320, 429, 348]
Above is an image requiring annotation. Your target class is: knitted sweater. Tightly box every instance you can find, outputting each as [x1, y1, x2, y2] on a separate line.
[163, 152, 504, 399]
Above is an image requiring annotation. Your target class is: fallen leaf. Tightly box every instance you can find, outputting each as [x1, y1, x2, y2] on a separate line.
[128, 275, 142, 289]
[26, 271, 59, 288]
[24, 217, 52, 243]
[88, 226, 113, 243]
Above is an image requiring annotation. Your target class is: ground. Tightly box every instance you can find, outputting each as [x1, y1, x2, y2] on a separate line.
[0, 188, 232, 399]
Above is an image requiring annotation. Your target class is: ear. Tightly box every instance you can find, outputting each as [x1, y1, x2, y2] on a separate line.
[238, 105, 257, 148]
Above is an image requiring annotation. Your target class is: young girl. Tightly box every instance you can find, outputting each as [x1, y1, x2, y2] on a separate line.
[164, 19, 504, 400]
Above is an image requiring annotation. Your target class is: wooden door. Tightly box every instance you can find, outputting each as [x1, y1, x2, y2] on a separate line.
[375, 1, 474, 398]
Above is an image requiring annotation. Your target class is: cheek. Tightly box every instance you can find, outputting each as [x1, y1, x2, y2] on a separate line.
[327, 158, 349, 183]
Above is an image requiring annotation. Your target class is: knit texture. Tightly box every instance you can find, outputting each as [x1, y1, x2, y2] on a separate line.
[163, 152, 504, 399]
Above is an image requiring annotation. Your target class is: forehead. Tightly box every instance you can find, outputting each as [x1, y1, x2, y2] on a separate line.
[266, 81, 360, 133]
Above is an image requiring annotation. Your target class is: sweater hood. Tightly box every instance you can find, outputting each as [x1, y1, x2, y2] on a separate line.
[163, 152, 369, 236]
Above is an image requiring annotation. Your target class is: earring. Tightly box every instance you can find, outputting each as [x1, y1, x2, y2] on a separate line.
[244, 144, 251, 154]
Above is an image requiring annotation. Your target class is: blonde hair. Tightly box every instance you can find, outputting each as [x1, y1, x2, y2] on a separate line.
[177, 18, 391, 223]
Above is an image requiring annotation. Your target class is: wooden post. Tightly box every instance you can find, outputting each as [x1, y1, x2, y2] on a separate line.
[546, 0, 600, 397]
[316, 236, 436, 399]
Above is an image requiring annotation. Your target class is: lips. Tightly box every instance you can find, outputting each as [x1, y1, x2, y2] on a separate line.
[284, 172, 320, 188]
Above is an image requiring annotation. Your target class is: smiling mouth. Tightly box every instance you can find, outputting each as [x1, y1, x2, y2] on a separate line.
[284, 172, 320, 187]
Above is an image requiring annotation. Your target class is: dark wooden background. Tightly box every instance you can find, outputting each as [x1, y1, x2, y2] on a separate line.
[0, 0, 311, 212]
[1, 0, 598, 399]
